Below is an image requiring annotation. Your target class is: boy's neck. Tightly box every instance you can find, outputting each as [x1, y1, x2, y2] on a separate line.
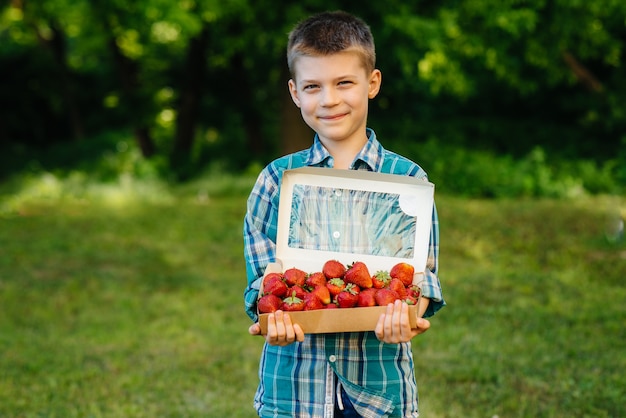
[320, 134, 369, 169]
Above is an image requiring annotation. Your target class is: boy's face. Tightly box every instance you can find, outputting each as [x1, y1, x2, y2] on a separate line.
[288, 52, 381, 150]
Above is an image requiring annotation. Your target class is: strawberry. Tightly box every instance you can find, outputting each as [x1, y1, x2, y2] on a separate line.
[281, 291, 305, 311]
[371, 270, 391, 289]
[288, 285, 308, 300]
[310, 285, 331, 305]
[322, 259, 346, 279]
[390, 262, 415, 286]
[407, 285, 421, 299]
[305, 271, 327, 288]
[388, 278, 407, 299]
[258, 294, 282, 313]
[403, 295, 418, 305]
[326, 278, 346, 297]
[344, 261, 373, 288]
[283, 267, 307, 287]
[304, 292, 325, 310]
[262, 272, 284, 286]
[326, 303, 338, 309]
[357, 288, 377, 307]
[263, 275, 288, 298]
[375, 288, 400, 306]
[336, 283, 360, 308]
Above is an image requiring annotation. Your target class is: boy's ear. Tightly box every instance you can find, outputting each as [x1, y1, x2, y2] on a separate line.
[288, 79, 301, 108]
[368, 69, 382, 99]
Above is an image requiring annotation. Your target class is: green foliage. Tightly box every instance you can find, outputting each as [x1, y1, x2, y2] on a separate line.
[394, 139, 623, 198]
[1, 0, 625, 182]
[4, 131, 622, 201]
[0, 175, 624, 417]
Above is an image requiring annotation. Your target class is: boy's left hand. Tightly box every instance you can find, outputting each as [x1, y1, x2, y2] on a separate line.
[375, 300, 430, 343]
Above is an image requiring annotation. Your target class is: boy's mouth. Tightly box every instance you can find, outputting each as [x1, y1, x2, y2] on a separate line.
[319, 112, 348, 121]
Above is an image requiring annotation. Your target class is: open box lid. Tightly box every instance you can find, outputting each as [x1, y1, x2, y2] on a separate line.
[276, 167, 434, 274]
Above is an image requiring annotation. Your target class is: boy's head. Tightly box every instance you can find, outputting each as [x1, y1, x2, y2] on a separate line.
[287, 11, 376, 79]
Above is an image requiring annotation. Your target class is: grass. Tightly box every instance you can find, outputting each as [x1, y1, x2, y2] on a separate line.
[0, 173, 624, 417]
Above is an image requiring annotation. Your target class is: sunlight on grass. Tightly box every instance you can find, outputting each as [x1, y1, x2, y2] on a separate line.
[0, 171, 174, 215]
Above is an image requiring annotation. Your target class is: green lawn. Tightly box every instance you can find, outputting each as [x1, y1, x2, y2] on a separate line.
[0, 174, 624, 417]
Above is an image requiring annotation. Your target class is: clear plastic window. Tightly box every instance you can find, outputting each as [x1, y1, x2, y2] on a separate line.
[287, 184, 417, 258]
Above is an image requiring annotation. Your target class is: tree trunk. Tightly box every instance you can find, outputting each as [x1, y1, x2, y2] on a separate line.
[170, 25, 210, 175]
[280, 66, 312, 155]
[230, 53, 267, 161]
[28, 14, 84, 141]
[106, 33, 156, 157]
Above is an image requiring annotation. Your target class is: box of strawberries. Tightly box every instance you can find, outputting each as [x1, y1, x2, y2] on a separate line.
[257, 167, 435, 334]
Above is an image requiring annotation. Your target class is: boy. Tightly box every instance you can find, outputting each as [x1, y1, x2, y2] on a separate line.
[244, 11, 445, 417]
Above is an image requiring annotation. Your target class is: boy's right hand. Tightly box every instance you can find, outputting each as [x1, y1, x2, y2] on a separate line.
[248, 310, 305, 346]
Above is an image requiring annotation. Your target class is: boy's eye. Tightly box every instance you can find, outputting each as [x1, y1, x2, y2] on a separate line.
[338, 80, 353, 86]
[303, 84, 319, 90]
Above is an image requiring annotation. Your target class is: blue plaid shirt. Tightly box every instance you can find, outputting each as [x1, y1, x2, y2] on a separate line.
[243, 129, 445, 418]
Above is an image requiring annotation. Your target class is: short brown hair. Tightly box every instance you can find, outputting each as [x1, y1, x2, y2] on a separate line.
[287, 11, 376, 78]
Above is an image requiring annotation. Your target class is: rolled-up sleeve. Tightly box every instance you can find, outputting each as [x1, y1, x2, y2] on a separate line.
[421, 201, 445, 317]
[243, 170, 280, 321]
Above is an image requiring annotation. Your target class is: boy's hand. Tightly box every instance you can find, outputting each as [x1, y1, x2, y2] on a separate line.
[248, 310, 305, 346]
[375, 300, 430, 343]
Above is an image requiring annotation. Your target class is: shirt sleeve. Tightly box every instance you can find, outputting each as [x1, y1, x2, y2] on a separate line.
[243, 169, 280, 322]
[420, 201, 445, 317]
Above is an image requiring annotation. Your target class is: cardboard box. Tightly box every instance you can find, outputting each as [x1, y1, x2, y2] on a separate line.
[258, 167, 434, 334]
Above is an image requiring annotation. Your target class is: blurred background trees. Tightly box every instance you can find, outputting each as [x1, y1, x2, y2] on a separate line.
[1, 0, 624, 193]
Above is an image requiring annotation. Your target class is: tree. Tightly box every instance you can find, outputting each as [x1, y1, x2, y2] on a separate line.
[373, 0, 626, 159]
[0, 0, 624, 177]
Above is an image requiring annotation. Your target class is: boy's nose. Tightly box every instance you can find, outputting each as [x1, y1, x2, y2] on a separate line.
[320, 87, 340, 106]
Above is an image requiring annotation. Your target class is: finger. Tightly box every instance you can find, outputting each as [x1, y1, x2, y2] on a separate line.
[274, 310, 286, 340]
[283, 313, 296, 342]
[265, 313, 277, 343]
[391, 300, 404, 342]
[414, 317, 431, 335]
[293, 323, 305, 342]
[249, 323, 261, 336]
[384, 302, 394, 339]
[375, 312, 386, 340]
[399, 301, 411, 341]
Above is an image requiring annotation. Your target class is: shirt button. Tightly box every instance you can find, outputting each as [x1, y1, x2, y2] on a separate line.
[332, 231, 340, 239]
[334, 189, 342, 197]
[328, 355, 337, 363]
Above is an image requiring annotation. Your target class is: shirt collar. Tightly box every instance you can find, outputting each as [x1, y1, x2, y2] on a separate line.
[305, 128, 384, 171]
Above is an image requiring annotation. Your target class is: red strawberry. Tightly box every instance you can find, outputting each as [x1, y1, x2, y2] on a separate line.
[407, 285, 421, 299]
[375, 288, 400, 306]
[310, 285, 331, 305]
[263, 275, 288, 298]
[283, 267, 307, 287]
[357, 288, 377, 307]
[258, 294, 282, 313]
[323, 259, 346, 279]
[345, 261, 373, 288]
[305, 271, 327, 288]
[403, 295, 418, 305]
[326, 303, 338, 309]
[288, 285, 308, 300]
[371, 270, 391, 289]
[304, 292, 325, 310]
[326, 278, 346, 297]
[281, 291, 305, 311]
[390, 262, 415, 286]
[388, 278, 407, 299]
[262, 272, 284, 286]
[336, 283, 360, 308]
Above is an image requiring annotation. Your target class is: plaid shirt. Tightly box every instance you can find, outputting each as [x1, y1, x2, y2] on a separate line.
[243, 129, 445, 418]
